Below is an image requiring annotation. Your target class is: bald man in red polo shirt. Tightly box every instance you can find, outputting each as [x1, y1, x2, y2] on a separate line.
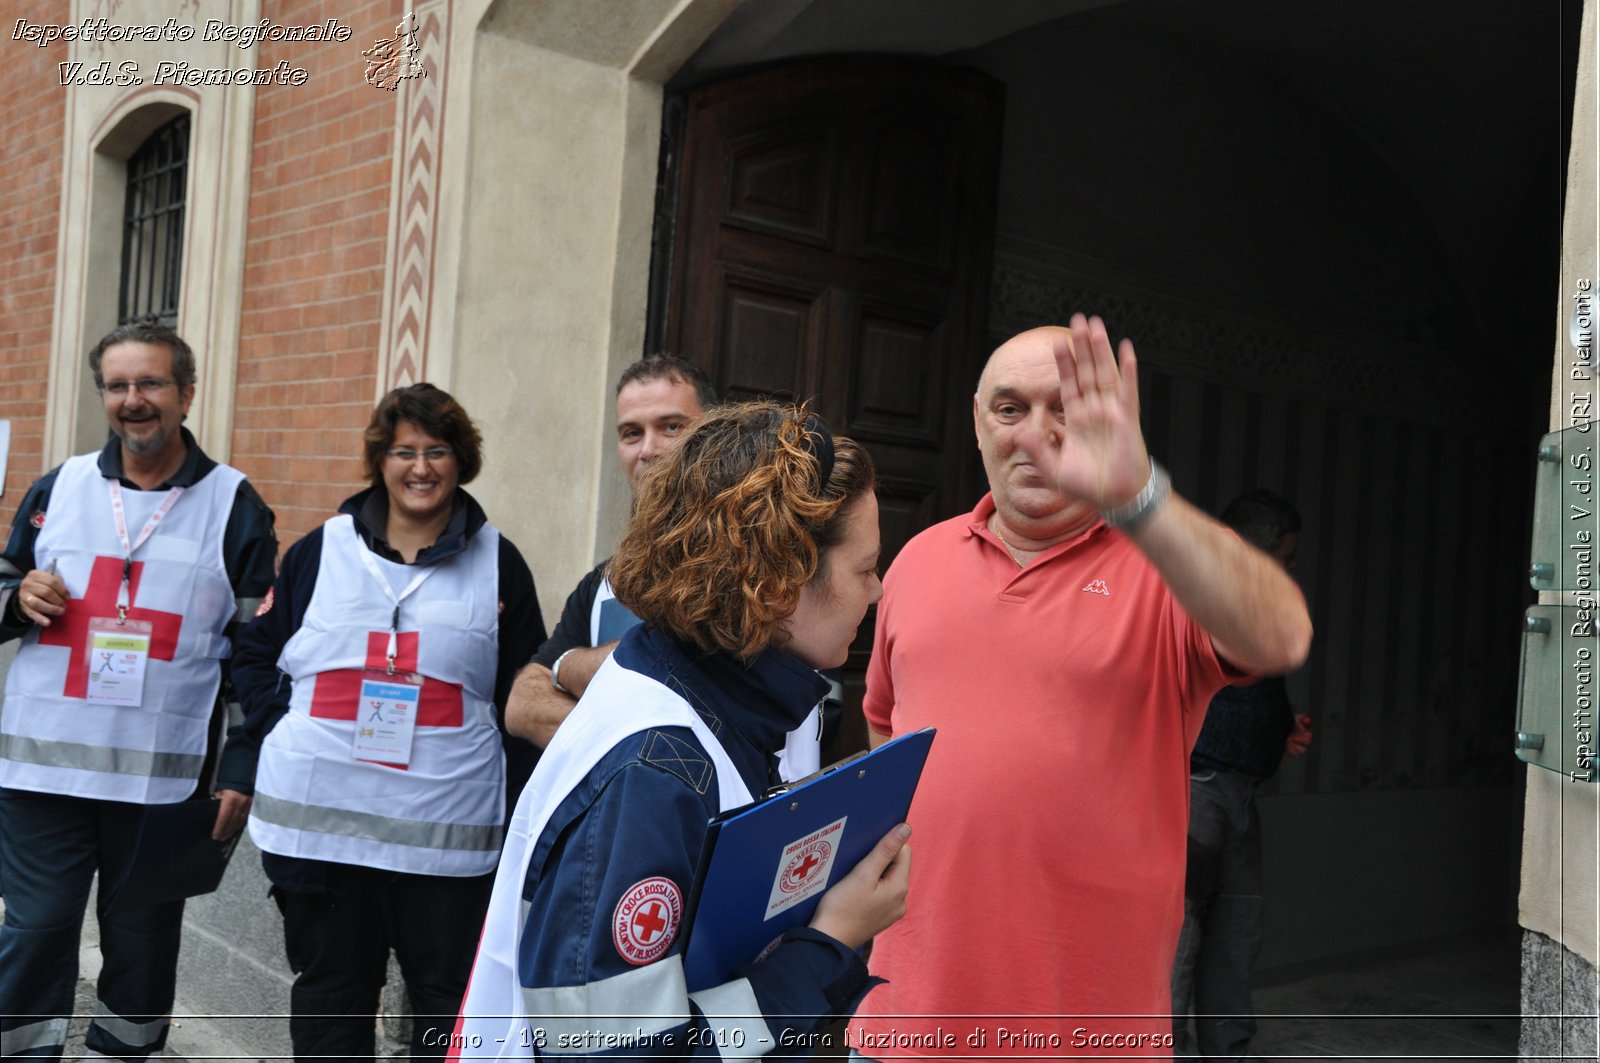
[850, 315, 1311, 1061]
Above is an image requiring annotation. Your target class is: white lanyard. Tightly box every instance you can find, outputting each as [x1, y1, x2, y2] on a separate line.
[353, 542, 439, 673]
[106, 480, 185, 620]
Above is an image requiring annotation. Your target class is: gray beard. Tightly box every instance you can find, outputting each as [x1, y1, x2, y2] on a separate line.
[119, 422, 168, 455]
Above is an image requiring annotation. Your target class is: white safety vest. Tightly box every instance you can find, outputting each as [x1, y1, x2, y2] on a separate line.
[454, 655, 752, 1059]
[248, 514, 505, 876]
[0, 452, 243, 804]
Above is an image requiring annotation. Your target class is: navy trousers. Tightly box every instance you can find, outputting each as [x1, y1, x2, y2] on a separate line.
[0, 787, 184, 1061]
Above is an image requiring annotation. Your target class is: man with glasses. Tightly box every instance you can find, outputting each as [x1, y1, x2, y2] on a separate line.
[0, 323, 277, 1061]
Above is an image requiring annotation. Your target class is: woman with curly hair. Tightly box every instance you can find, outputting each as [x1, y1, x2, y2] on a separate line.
[456, 401, 910, 1060]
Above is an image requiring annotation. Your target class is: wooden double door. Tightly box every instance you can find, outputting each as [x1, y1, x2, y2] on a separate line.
[649, 58, 1004, 753]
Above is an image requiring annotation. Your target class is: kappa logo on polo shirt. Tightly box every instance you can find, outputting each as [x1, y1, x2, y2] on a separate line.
[612, 876, 682, 965]
[1082, 579, 1111, 596]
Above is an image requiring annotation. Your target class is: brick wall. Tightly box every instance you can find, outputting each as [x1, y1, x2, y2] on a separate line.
[232, 0, 401, 547]
[0, 0, 69, 532]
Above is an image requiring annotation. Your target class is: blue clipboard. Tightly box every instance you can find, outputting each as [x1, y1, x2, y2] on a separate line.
[679, 727, 935, 992]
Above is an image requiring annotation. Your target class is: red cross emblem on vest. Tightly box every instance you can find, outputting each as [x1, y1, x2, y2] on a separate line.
[310, 631, 464, 730]
[38, 556, 183, 699]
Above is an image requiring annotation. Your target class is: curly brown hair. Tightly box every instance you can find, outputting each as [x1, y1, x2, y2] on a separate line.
[361, 383, 484, 486]
[609, 401, 875, 660]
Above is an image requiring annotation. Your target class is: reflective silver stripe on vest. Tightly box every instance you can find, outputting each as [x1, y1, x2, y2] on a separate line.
[252, 792, 503, 853]
[89, 1001, 170, 1049]
[0, 733, 203, 780]
[688, 979, 775, 1061]
[523, 956, 690, 1050]
[1, 1017, 69, 1055]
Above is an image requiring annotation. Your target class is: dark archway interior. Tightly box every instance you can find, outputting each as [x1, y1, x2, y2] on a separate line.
[668, 0, 1582, 982]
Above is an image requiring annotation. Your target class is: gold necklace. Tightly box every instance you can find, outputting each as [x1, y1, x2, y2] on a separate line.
[991, 518, 1028, 567]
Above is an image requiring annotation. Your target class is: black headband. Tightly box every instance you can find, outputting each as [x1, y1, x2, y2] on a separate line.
[801, 413, 835, 492]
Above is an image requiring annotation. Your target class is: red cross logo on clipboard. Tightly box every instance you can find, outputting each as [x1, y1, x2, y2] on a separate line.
[779, 839, 833, 895]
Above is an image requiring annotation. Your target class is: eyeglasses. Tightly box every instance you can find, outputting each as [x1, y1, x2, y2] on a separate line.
[100, 378, 175, 397]
[385, 446, 455, 464]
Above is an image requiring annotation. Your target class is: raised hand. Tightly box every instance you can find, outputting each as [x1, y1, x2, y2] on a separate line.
[1045, 313, 1152, 510]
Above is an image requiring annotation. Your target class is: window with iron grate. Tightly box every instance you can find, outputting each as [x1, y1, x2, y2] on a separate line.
[118, 113, 189, 327]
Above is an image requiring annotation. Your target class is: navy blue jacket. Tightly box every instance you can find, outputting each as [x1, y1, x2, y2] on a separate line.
[513, 625, 874, 1058]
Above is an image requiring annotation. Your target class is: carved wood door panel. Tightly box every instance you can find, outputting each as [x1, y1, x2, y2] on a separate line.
[651, 58, 1004, 754]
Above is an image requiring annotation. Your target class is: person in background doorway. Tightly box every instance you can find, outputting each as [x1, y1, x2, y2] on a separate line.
[1171, 488, 1313, 1061]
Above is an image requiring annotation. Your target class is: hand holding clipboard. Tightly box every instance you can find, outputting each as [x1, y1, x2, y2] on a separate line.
[679, 727, 935, 990]
[808, 820, 912, 948]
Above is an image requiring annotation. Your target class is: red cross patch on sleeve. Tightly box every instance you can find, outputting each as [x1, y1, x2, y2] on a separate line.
[30, 510, 45, 529]
[611, 877, 682, 966]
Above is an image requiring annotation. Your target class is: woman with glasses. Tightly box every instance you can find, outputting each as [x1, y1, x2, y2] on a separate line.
[231, 384, 546, 1063]
[456, 401, 911, 1060]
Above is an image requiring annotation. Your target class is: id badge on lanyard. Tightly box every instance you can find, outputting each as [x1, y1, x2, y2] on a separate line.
[355, 669, 423, 766]
[88, 481, 184, 707]
[351, 541, 439, 767]
[85, 616, 153, 706]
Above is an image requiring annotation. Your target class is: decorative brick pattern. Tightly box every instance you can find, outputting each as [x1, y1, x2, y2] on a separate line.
[376, 0, 447, 393]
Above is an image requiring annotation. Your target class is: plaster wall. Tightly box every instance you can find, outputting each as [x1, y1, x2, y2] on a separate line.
[1529, 0, 1600, 972]
[444, 0, 734, 621]
[449, 35, 631, 601]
